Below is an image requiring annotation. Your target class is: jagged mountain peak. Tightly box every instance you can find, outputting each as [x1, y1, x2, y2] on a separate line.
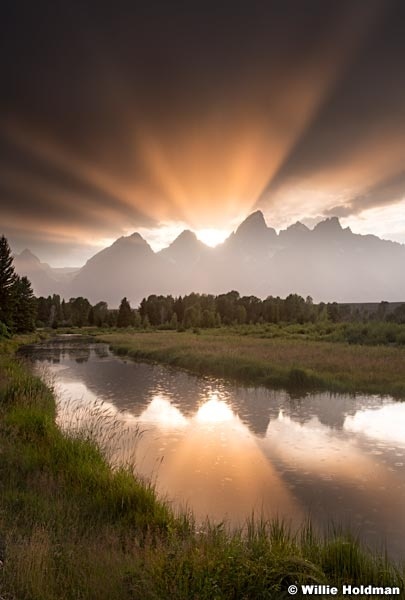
[14, 248, 51, 271]
[113, 232, 150, 247]
[314, 216, 343, 233]
[286, 221, 309, 232]
[18, 248, 40, 261]
[102, 232, 155, 257]
[159, 229, 208, 267]
[279, 221, 310, 242]
[171, 230, 199, 246]
[81, 232, 153, 272]
[15, 211, 405, 305]
[236, 210, 268, 235]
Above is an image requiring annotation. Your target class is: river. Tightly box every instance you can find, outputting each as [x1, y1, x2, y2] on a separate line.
[22, 335, 405, 560]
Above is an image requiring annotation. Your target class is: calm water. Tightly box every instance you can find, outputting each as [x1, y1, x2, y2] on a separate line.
[23, 336, 405, 560]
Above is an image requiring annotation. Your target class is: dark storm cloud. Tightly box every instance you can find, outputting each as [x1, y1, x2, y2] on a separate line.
[258, 0, 405, 215]
[326, 171, 405, 218]
[1, 0, 405, 262]
[0, 130, 157, 230]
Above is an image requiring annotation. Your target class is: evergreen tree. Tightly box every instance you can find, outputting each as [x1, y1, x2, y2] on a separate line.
[133, 309, 142, 328]
[36, 296, 51, 327]
[0, 235, 17, 329]
[201, 309, 215, 328]
[13, 276, 36, 332]
[93, 301, 109, 327]
[183, 304, 200, 328]
[70, 297, 91, 327]
[236, 304, 247, 324]
[62, 298, 72, 325]
[107, 310, 117, 327]
[327, 302, 340, 323]
[169, 312, 178, 329]
[88, 307, 95, 326]
[117, 297, 133, 327]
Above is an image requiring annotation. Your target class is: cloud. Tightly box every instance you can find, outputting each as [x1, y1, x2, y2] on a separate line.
[325, 171, 405, 218]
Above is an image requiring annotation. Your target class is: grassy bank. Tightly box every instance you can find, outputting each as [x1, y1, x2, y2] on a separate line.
[98, 328, 405, 398]
[0, 336, 404, 599]
[0, 336, 177, 600]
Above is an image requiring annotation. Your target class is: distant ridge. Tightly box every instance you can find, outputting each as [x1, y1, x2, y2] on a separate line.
[14, 212, 405, 305]
[13, 249, 78, 297]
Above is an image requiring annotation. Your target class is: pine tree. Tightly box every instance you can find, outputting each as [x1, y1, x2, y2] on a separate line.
[0, 235, 17, 329]
[93, 301, 109, 327]
[117, 297, 133, 327]
[13, 276, 36, 332]
[169, 312, 178, 329]
[70, 297, 91, 327]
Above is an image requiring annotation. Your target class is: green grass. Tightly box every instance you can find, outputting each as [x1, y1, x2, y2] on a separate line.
[0, 337, 177, 600]
[227, 321, 405, 346]
[53, 319, 405, 346]
[0, 335, 404, 599]
[97, 327, 405, 398]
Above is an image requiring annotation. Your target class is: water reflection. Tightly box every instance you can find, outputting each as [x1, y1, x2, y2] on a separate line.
[195, 396, 235, 423]
[23, 337, 405, 560]
[344, 404, 405, 446]
[139, 395, 188, 427]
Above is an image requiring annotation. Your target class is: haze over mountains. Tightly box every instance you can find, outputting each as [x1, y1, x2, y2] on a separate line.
[13, 212, 405, 306]
[13, 250, 79, 298]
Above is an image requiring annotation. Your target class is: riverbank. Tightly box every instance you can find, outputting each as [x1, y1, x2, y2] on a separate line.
[0, 335, 404, 599]
[0, 335, 177, 600]
[98, 328, 405, 398]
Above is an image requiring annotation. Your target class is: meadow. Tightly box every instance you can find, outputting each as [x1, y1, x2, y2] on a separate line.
[0, 334, 404, 598]
[97, 324, 405, 398]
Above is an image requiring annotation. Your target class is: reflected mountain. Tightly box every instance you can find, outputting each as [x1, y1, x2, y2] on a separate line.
[20, 338, 390, 435]
[24, 337, 405, 559]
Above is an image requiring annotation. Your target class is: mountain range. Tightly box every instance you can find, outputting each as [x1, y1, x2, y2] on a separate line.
[13, 211, 405, 305]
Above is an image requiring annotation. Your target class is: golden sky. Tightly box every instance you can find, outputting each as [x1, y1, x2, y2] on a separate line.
[1, 0, 405, 265]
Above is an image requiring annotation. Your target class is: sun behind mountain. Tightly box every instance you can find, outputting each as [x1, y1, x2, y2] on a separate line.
[196, 228, 230, 247]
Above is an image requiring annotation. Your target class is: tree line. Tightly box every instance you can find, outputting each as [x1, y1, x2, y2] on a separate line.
[33, 291, 325, 330]
[35, 295, 136, 329]
[2, 233, 405, 335]
[34, 291, 405, 331]
[137, 292, 405, 327]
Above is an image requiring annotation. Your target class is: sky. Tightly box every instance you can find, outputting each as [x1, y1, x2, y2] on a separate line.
[1, 0, 405, 266]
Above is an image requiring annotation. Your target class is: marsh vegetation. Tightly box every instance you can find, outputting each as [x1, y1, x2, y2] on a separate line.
[98, 325, 405, 398]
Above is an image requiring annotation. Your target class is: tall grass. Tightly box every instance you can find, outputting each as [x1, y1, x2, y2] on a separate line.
[227, 321, 405, 346]
[98, 328, 405, 398]
[0, 339, 176, 599]
[0, 336, 404, 599]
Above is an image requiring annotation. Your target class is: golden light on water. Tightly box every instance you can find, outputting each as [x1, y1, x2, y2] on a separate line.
[138, 395, 188, 428]
[195, 397, 235, 423]
[262, 411, 379, 482]
[51, 366, 405, 533]
[145, 396, 302, 524]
